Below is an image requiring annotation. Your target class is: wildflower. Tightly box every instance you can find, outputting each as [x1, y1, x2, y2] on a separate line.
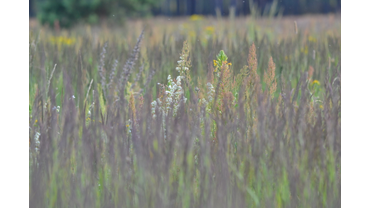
[51, 106, 60, 113]
[207, 82, 215, 103]
[189, 14, 204, 21]
[213, 50, 232, 77]
[126, 119, 132, 133]
[189, 31, 196, 37]
[151, 101, 157, 118]
[263, 57, 277, 96]
[34, 132, 41, 152]
[200, 98, 207, 105]
[151, 41, 190, 122]
[301, 45, 308, 54]
[49, 36, 76, 46]
[176, 76, 182, 84]
[205, 26, 215, 35]
[154, 74, 185, 117]
[175, 41, 191, 80]
[308, 36, 317, 43]
[312, 80, 320, 85]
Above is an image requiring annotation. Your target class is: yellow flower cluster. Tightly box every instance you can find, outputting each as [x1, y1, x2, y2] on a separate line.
[308, 36, 317, 43]
[49, 36, 76, 46]
[213, 60, 231, 72]
[213, 60, 232, 66]
[312, 80, 320, 85]
[205, 26, 215, 35]
[189, 31, 196, 37]
[301, 45, 308, 54]
[189, 14, 204, 21]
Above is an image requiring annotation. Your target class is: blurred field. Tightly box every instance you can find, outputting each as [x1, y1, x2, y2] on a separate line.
[30, 14, 340, 45]
[29, 15, 340, 208]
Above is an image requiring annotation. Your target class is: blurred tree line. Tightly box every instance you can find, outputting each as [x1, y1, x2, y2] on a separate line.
[29, 0, 341, 27]
[152, 0, 340, 16]
[30, 0, 159, 27]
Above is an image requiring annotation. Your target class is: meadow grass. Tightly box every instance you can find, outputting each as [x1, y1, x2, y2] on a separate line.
[29, 15, 340, 208]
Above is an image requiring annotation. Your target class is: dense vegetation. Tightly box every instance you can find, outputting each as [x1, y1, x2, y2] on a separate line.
[34, 0, 159, 27]
[29, 16, 341, 207]
[31, 0, 341, 27]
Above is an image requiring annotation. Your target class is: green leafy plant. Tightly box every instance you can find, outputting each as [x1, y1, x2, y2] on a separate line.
[36, 0, 159, 28]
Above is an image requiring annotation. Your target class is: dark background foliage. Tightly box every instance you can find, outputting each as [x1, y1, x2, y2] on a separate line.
[30, 0, 341, 27]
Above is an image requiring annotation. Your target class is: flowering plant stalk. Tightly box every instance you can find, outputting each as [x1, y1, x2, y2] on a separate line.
[151, 41, 190, 119]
